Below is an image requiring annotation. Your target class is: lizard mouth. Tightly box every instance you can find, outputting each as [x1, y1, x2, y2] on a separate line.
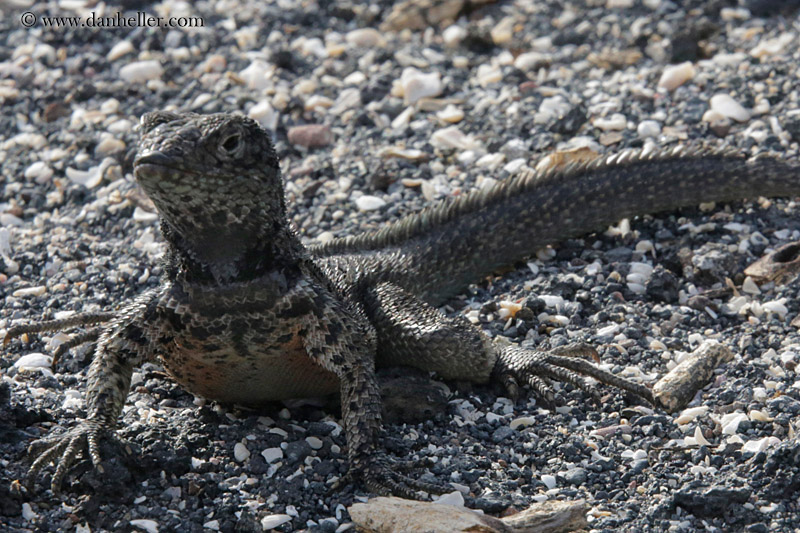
[133, 150, 175, 172]
[134, 150, 199, 183]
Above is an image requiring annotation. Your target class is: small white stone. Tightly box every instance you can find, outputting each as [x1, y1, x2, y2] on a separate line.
[541, 474, 557, 489]
[391, 106, 414, 129]
[21, 503, 38, 521]
[510, 416, 536, 429]
[248, 100, 279, 131]
[399, 68, 442, 105]
[720, 7, 750, 20]
[540, 295, 564, 308]
[12, 286, 46, 297]
[476, 64, 503, 87]
[514, 51, 549, 71]
[317, 231, 334, 244]
[436, 104, 464, 123]
[593, 113, 627, 131]
[763, 299, 788, 319]
[607, 0, 634, 6]
[0, 86, 19, 101]
[345, 28, 385, 47]
[491, 16, 515, 45]
[721, 412, 748, 435]
[442, 25, 466, 47]
[14, 352, 52, 371]
[476, 153, 505, 169]
[260, 514, 292, 530]
[750, 33, 795, 58]
[434, 491, 465, 507]
[66, 165, 103, 188]
[3, 132, 47, 150]
[637, 120, 661, 138]
[262, 447, 283, 463]
[504, 158, 526, 174]
[130, 519, 159, 533]
[301, 37, 328, 58]
[710, 94, 750, 123]
[203, 520, 219, 531]
[305, 95, 335, 113]
[119, 60, 163, 83]
[133, 207, 158, 223]
[0, 227, 11, 257]
[24, 161, 54, 184]
[657, 62, 695, 91]
[233, 442, 250, 462]
[597, 324, 620, 338]
[742, 436, 780, 453]
[239, 60, 272, 91]
[306, 436, 323, 450]
[630, 262, 654, 277]
[675, 406, 708, 425]
[355, 195, 386, 211]
[330, 88, 361, 115]
[749, 409, 772, 422]
[343, 71, 367, 85]
[430, 126, 482, 151]
[692, 426, 711, 446]
[95, 137, 125, 157]
[742, 276, 760, 295]
[107, 40, 134, 61]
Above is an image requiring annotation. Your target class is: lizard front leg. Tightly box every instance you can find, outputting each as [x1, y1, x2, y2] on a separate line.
[298, 285, 448, 498]
[362, 281, 653, 406]
[24, 290, 162, 492]
[4, 311, 115, 368]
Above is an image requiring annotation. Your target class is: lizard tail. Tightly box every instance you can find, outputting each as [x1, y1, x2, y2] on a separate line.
[313, 146, 800, 304]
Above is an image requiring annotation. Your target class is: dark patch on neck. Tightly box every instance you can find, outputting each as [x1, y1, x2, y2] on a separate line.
[160, 220, 303, 284]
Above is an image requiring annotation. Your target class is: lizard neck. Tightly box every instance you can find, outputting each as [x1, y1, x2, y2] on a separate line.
[159, 208, 306, 285]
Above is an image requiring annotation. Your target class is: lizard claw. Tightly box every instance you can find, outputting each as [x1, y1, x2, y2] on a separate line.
[495, 342, 654, 406]
[351, 453, 450, 499]
[27, 419, 110, 493]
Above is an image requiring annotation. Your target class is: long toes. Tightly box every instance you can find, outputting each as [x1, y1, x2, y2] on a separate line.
[549, 342, 599, 361]
[499, 373, 520, 401]
[547, 355, 654, 404]
[393, 456, 432, 472]
[366, 475, 414, 498]
[87, 431, 102, 466]
[403, 475, 450, 495]
[51, 438, 83, 492]
[526, 375, 556, 407]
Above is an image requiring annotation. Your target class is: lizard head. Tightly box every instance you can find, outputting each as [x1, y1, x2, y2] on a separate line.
[134, 111, 297, 282]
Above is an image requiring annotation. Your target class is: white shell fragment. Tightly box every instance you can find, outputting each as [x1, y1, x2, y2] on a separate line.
[399, 68, 442, 105]
[710, 94, 750, 122]
[355, 195, 387, 211]
[119, 60, 164, 83]
[658, 62, 695, 91]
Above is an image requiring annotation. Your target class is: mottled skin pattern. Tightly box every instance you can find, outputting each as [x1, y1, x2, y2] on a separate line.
[7, 112, 800, 497]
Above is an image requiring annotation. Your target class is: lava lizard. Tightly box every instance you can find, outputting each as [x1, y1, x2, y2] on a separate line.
[5, 111, 800, 497]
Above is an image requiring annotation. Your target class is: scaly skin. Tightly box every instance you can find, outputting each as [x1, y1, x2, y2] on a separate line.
[6, 112, 799, 496]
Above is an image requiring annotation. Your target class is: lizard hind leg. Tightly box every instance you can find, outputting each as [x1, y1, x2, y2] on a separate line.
[495, 343, 655, 406]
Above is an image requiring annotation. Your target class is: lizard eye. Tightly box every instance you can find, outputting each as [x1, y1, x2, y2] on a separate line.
[219, 133, 243, 156]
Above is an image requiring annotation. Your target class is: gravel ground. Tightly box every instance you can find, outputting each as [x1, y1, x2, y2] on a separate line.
[2, 0, 800, 531]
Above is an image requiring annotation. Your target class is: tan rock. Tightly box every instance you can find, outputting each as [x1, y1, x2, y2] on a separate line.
[349, 496, 588, 533]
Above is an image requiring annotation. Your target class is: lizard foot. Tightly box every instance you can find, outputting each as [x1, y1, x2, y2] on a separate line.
[495, 342, 654, 406]
[352, 452, 450, 499]
[4, 312, 113, 368]
[27, 419, 115, 493]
